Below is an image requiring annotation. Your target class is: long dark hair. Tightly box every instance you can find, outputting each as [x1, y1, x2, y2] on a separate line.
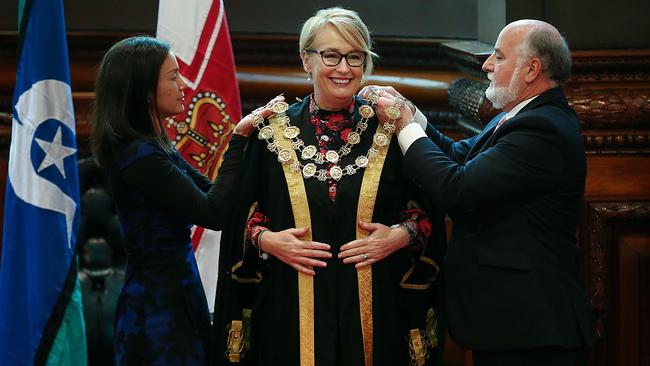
[92, 36, 173, 167]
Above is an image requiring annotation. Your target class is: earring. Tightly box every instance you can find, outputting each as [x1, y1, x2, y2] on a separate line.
[306, 71, 311, 81]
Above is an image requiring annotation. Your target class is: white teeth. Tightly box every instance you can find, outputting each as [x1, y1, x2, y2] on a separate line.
[331, 78, 350, 84]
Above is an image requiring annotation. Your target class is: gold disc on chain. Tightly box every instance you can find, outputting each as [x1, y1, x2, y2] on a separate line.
[258, 126, 274, 140]
[373, 133, 389, 147]
[355, 156, 369, 168]
[301, 145, 317, 160]
[325, 150, 340, 164]
[302, 163, 317, 178]
[329, 165, 343, 181]
[283, 126, 300, 139]
[386, 106, 401, 120]
[347, 131, 361, 145]
[359, 105, 375, 119]
[277, 149, 292, 163]
[271, 101, 289, 114]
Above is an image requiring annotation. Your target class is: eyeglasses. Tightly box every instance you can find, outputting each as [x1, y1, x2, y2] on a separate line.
[304, 49, 367, 67]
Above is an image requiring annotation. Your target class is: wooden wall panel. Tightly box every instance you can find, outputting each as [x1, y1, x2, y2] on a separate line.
[617, 230, 649, 366]
[585, 156, 650, 201]
[581, 203, 650, 366]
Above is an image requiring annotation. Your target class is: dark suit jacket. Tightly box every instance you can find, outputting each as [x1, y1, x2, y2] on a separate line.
[404, 87, 594, 351]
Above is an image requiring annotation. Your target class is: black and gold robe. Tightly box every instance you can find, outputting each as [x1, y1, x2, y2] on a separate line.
[213, 96, 446, 366]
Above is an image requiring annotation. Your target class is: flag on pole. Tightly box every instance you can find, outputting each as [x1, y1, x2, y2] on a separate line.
[0, 0, 86, 365]
[156, 0, 241, 313]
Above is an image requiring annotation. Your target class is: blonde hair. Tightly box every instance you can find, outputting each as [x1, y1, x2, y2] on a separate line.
[299, 7, 377, 77]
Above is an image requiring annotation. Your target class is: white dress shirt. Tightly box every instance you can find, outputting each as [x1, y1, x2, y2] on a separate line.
[397, 95, 540, 155]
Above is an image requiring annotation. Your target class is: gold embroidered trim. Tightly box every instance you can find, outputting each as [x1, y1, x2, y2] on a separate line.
[426, 307, 438, 348]
[226, 320, 244, 362]
[408, 329, 428, 366]
[269, 114, 315, 366]
[355, 124, 393, 366]
[399, 256, 440, 290]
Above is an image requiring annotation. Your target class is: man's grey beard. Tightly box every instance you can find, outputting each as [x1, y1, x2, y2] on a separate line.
[485, 68, 521, 109]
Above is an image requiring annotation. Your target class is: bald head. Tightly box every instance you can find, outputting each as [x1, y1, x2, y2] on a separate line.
[504, 19, 559, 34]
[503, 19, 572, 86]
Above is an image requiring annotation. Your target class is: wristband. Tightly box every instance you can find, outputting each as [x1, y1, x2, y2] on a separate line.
[257, 229, 270, 260]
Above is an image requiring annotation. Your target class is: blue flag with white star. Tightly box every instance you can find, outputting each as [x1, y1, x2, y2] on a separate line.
[0, 0, 87, 365]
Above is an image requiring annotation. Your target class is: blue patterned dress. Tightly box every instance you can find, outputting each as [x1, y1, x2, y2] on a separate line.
[109, 135, 246, 365]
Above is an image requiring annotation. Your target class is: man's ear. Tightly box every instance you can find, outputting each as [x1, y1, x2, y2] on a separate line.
[524, 57, 543, 83]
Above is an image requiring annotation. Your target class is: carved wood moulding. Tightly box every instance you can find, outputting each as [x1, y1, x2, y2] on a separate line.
[581, 201, 650, 364]
[582, 130, 650, 154]
[440, 43, 650, 83]
[570, 50, 650, 83]
[567, 88, 650, 128]
[586, 202, 650, 334]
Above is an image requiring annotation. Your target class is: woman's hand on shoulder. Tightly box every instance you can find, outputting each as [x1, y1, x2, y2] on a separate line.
[233, 94, 286, 137]
[259, 226, 331, 276]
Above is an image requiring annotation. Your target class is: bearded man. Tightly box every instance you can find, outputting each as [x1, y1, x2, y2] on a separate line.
[363, 19, 594, 366]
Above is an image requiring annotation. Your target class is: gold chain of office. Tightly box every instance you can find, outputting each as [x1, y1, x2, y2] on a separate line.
[251, 90, 404, 181]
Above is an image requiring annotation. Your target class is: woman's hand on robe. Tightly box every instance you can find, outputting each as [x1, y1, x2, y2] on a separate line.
[338, 221, 410, 269]
[259, 226, 331, 276]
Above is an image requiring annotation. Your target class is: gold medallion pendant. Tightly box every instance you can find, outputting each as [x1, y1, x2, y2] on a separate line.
[302, 163, 317, 178]
[359, 104, 375, 119]
[347, 131, 361, 145]
[373, 133, 389, 147]
[271, 101, 289, 114]
[284, 126, 300, 139]
[355, 156, 369, 168]
[301, 145, 317, 160]
[325, 150, 340, 164]
[258, 126, 274, 140]
[386, 106, 401, 120]
[277, 149, 292, 163]
[329, 165, 343, 181]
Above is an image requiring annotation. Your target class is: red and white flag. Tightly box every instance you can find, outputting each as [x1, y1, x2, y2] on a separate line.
[156, 0, 241, 312]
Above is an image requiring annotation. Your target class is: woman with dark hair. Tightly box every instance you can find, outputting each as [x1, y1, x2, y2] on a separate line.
[92, 36, 279, 366]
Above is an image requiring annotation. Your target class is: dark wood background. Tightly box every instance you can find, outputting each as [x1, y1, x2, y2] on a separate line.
[1, 1, 649, 366]
[1, 30, 648, 366]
